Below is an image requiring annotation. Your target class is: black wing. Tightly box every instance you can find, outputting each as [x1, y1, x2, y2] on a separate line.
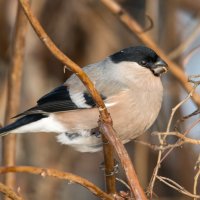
[14, 85, 105, 118]
[36, 85, 78, 111]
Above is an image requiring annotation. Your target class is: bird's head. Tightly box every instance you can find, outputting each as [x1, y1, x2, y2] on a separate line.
[110, 46, 168, 77]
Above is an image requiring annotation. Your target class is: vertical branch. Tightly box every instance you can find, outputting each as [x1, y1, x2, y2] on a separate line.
[100, 123, 148, 200]
[2, 2, 28, 194]
[101, 134, 116, 194]
[193, 154, 200, 200]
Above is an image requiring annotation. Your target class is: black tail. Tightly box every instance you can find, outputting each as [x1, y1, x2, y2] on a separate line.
[0, 114, 47, 135]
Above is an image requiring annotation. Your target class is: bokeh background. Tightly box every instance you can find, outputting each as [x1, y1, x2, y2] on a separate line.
[0, 0, 200, 199]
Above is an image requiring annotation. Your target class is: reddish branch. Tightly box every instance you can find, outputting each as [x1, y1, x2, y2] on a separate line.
[100, 123, 147, 200]
[100, 0, 200, 106]
[0, 166, 112, 200]
[101, 133, 116, 194]
[2, 3, 28, 195]
[18, 0, 148, 199]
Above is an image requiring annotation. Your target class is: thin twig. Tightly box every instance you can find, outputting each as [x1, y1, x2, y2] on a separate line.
[116, 178, 131, 192]
[168, 22, 200, 59]
[116, 178, 134, 199]
[2, 2, 28, 196]
[183, 45, 200, 67]
[100, 0, 200, 106]
[141, 14, 154, 33]
[148, 84, 197, 197]
[18, 0, 147, 199]
[166, 86, 196, 134]
[174, 109, 200, 131]
[161, 117, 200, 163]
[0, 166, 112, 200]
[154, 131, 200, 145]
[189, 74, 200, 80]
[157, 176, 200, 199]
[161, 90, 200, 163]
[134, 139, 183, 151]
[194, 155, 200, 200]
[147, 149, 162, 198]
[0, 182, 24, 200]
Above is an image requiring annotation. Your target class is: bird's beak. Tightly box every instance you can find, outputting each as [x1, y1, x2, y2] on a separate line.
[151, 59, 168, 76]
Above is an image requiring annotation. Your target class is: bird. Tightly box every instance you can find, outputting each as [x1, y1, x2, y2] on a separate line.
[0, 46, 168, 152]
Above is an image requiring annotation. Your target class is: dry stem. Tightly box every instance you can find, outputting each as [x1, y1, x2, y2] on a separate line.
[160, 117, 200, 163]
[0, 182, 24, 200]
[168, 22, 200, 59]
[101, 134, 116, 194]
[157, 176, 200, 199]
[166, 86, 196, 134]
[194, 155, 200, 200]
[0, 166, 112, 200]
[155, 132, 200, 145]
[2, 3, 28, 195]
[134, 139, 182, 151]
[148, 84, 197, 196]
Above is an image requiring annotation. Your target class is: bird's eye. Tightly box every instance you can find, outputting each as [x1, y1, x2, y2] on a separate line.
[140, 60, 147, 66]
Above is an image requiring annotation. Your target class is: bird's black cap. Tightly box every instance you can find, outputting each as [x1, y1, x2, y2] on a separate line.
[110, 46, 158, 64]
[110, 46, 168, 76]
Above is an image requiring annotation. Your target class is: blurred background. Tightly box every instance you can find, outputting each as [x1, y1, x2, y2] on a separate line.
[0, 0, 200, 199]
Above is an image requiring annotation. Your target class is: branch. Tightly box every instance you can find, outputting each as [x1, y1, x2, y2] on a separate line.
[166, 86, 196, 134]
[182, 45, 200, 67]
[157, 176, 200, 199]
[18, 0, 147, 199]
[148, 84, 197, 196]
[160, 117, 200, 163]
[194, 155, 200, 200]
[0, 166, 112, 200]
[134, 139, 183, 151]
[153, 131, 200, 145]
[101, 133, 116, 194]
[100, 0, 200, 106]
[0, 182, 24, 200]
[100, 123, 147, 200]
[2, 2, 28, 194]
[168, 22, 200, 59]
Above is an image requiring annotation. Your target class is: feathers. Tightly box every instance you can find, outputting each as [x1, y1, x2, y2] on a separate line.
[14, 85, 105, 118]
[110, 46, 158, 64]
[14, 86, 78, 118]
[0, 114, 47, 135]
[37, 85, 72, 104]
